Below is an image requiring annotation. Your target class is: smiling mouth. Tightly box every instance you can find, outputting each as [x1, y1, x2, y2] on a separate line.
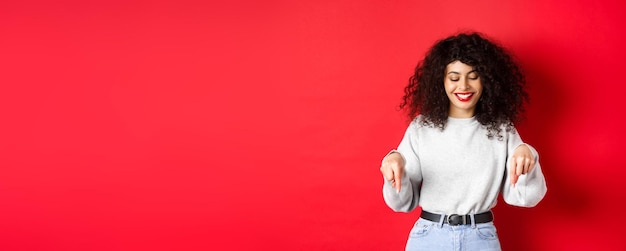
[455, 93, 474, 102]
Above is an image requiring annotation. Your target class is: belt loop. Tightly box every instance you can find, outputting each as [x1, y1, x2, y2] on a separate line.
[470, 214, 476, 228]
[437, 212, 445, 228]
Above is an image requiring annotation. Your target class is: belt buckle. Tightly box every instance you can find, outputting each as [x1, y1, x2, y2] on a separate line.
[446, 214, 466, 225]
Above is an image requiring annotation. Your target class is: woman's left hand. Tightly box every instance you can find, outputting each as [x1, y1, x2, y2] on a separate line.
[510, 144, 536, 186]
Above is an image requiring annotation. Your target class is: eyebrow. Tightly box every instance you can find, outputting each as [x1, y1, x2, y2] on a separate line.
[447, 70, 478, 75]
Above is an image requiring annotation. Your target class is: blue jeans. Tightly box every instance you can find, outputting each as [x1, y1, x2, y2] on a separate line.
[405, 217, 502, 251]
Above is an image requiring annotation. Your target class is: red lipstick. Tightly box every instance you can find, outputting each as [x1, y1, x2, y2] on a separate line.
[454, 92, 474, 102]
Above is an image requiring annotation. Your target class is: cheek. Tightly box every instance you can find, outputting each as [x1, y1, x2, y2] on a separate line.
[475, 89, 484, 102]
[473, 82, 483, 93]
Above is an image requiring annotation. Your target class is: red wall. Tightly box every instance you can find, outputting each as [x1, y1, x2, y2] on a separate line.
[1, 0, 625, 250]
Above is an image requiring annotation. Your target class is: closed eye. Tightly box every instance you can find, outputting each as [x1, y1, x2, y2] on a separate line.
[468, 71, 479, 80]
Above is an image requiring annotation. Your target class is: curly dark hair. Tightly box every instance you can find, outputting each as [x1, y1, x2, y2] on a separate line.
[400, 32, 528, 139]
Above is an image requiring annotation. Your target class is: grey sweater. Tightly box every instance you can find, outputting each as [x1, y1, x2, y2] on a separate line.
[383, 116, 547, 215]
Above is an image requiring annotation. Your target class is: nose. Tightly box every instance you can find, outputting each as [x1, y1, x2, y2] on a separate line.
[458, 78, 470, 90]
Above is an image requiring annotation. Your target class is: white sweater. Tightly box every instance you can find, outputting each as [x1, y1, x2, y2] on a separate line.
[382, 116, 547, 215]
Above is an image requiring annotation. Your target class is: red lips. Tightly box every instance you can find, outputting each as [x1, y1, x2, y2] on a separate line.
[454, 92, 474, 102]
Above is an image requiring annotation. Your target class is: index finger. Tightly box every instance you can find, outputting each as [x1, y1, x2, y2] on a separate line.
[510, 160, 519, 186]
[393, 166, 402, 193]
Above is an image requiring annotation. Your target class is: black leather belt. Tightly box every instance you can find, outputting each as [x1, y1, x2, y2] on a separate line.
[420, 210, 493, 226]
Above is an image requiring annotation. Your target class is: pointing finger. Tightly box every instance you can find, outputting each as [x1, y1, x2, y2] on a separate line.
[510, 170, 519, 186]
[394, 166, 402, 193]
[510, 158, 519, 186]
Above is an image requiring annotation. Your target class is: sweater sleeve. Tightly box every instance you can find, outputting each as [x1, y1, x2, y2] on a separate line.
[501, 129, 547, 207]
[382, 122, 422, 212]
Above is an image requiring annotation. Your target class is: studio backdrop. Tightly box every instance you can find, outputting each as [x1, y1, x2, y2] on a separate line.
[1, 0, 625, 250]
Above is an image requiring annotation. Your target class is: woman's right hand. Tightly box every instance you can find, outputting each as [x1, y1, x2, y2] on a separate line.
[380, 152, 405, 193]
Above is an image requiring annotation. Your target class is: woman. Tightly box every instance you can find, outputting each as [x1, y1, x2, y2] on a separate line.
[380, 32, 547, 250]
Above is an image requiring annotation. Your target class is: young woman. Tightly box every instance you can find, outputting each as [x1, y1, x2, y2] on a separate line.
[380, 32, 547, 250]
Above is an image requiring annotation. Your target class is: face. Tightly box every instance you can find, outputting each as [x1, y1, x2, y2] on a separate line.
[444, 61, 483, 118]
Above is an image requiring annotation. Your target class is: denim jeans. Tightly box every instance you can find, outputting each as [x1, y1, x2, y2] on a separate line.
[405, 217, 502, 251]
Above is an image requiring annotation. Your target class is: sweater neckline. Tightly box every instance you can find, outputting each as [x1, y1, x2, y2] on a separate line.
[447, 116, 478, 125]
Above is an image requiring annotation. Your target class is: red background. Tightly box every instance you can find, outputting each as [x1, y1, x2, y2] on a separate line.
[1, 0, 625, 250]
